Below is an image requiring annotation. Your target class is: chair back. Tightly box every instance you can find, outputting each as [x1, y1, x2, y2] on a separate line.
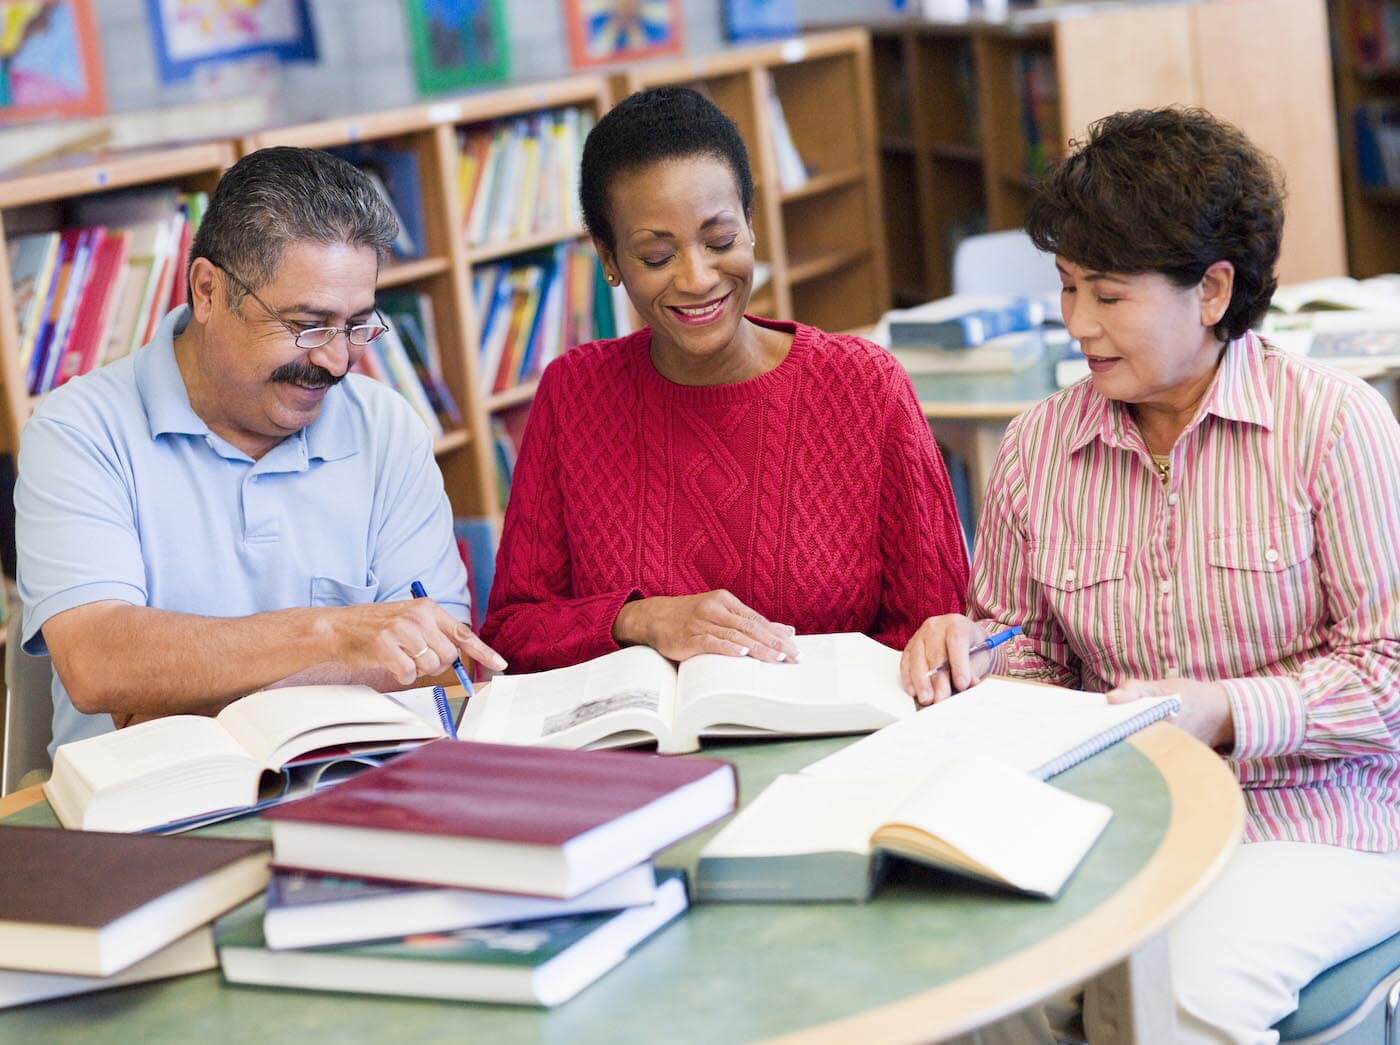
[952, 229, 1060, 297]
[2, 606, 54, 795]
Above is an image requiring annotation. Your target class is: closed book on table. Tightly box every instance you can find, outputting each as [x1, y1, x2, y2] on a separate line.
[220, 871, 689, 1008]
[0, 929, 215, 1011]
[263, 863, 658, 951]
[0, 826, 268, 976]
[888, 297, 1046, 349]
[264, 740, 736, 898]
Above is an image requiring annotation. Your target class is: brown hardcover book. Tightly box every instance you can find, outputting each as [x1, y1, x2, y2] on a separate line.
[0, 826, 269, 976]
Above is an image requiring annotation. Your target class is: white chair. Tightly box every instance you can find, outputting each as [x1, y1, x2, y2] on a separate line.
[951, 229, 1060, 297]
[2, 604, 53, 795]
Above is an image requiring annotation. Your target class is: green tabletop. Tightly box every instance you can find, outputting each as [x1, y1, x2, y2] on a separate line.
[910, 349, 1061, 417]
[2, 735, 1172, 1043]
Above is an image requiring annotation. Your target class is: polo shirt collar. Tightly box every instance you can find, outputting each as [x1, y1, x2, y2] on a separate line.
[1066, 330, 1274, 456]
[134, 305, 360, 462]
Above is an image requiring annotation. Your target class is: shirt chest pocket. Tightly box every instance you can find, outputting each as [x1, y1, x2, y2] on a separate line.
[1206, 514, 1319, 658]
[1027, 542, 1127, 661]
[310, 572, 380, 607]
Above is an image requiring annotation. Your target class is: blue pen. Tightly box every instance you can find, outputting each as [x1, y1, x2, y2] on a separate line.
[409, 580, 475, 739]
[924, 625, 1023, 680]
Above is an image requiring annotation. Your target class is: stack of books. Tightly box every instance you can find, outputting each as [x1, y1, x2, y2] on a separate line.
[0, 827, 269, 1009]
[880, 294, 1060, 374]
[473, 241, 614, 397]
[332, 143, 426, 261]
[7, 187, 207, 396]
[354, 289, 461, 438]
[219, 741, 735, 1006]
[1015, 51, 1062, 177]
[457, 107, 592, 250]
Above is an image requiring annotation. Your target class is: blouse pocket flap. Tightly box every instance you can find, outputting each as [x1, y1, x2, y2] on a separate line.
[310, 573, 380, 607]
[1027, 542, 1128, 593]
[1208, 517, 1314, 573]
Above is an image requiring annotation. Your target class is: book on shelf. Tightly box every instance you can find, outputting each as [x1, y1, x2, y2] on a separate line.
[357, 313, 445, 437]
[1015, 50, 1062, 177]
[695, 678, 1176, 902]
[0, 928, 215, 1011]
[377, 288, 462, 426]
[44, 685, 448, 833]
[8, 187, 209, 396]
[452, 515, 497, 631]
[219, 871, 689, 1008]
[262, 739, 737, 898]
[0, 825, 268, 977]
[262, 863, 659, 951]
[333, 143, 425, 260]
[1351, 0, 1400, 69]
[459, 632, 914, 755]
[490, 404, 529, 504]
[1353, 101, 1400, 189]
[766, 80, 810, 191]
[697, 755, 1112, 902]
[458, 106, 591, 250]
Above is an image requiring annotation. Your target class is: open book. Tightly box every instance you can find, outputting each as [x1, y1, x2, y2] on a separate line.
[696, 678, 1176, 901]
[458, 633, 914, 755]
[45, 686, 446, 834]
[698, 758, 1112, 901]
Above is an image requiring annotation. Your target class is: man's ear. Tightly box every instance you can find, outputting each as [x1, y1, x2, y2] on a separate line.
[187, 257, 221, 324]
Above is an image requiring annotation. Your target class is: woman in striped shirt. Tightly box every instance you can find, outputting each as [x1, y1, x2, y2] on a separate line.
[900, 108, 1400, 1042]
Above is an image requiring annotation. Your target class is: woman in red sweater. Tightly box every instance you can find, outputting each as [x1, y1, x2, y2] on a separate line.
[481, 87, 969, 674]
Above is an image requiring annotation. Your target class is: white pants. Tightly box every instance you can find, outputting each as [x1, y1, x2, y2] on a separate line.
[1170, 840, 1400, 1044]
[952, 840, 1400, 1045]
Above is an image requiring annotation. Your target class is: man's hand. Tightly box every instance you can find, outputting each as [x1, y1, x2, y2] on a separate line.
[1106, 677, 1235, 750]
[612, 590, 800, 664]
[900, 613, 993, 706]
[325, 599, 507, 687]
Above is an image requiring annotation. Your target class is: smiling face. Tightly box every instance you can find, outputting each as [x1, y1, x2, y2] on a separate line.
[596, 155, 754, 366]
[1056, 257, 1233, 411]
[183, 240, 379, 456]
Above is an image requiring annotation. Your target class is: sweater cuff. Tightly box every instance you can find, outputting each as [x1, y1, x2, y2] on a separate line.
[596, 588, 646, 656]
[1224, 675, 1307, 760]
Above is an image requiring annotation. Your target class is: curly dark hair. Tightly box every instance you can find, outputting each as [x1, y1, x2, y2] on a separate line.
[580, 86, 755, 254]
[1026, 107, 1284, 342]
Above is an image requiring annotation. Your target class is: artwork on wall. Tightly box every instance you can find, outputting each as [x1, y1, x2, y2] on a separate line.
[146, 0, 319, 84]
[723, 0, 797, 42]
[0, 0, 105, 123]
[405, 0, 509, 94]
[564, 0, 682, 69]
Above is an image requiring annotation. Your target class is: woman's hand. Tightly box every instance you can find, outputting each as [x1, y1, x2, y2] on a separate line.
[1107, 677, 1235, 750]
[612, 590, 800, 663]
[901, 614, 992, 706]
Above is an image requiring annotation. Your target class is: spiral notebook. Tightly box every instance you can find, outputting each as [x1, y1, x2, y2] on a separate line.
[802, 679, 1179, 783]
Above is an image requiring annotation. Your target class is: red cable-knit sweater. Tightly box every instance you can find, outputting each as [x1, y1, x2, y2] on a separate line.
[481, 318, 970, 673]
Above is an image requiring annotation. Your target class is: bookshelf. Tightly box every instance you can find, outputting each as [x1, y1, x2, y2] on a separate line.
[867, 0, 1345, 301]
[242, 76, 614, 522]
[617, 29, 891, 332]
[0, 142, 234, 454]
[1331, 0, 1400, 275]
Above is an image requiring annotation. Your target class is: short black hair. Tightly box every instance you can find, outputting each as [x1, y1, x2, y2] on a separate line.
[1027, 107, 1284, 342]
[580, 86, 755, 253]
[190, 146, 398, 311]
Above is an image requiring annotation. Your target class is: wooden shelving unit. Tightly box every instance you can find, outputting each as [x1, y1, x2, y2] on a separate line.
[242, 76, 612, 522]
[0, 143, 235, 455]
[1332, 0, 1400, 275]
[617, 29, 891, 332]
[867, 0, 1345, 301]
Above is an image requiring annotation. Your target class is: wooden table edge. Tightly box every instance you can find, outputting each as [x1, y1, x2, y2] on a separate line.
[0, 783, 44, 819]
[767, 722, 1245, 1044]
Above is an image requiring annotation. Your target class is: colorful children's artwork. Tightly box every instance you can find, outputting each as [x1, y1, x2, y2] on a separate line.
[723, 0, 797, 42]
[0, 0, 105, 123]
[564, 0, 682, 69]
[405, 0, 509, 94]
[146, 0, 318, 83]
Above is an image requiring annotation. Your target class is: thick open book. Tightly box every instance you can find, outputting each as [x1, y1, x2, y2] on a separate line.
[696, 679, 1176, 902]
[698, 758, 1112, 901]
[45, 686, 445, 833]
[459, 633, 913, 755]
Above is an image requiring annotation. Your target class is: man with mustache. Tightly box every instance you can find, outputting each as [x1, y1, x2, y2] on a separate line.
[15, 147, 505, 753]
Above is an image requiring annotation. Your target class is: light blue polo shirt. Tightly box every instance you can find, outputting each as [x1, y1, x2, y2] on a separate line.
[16, 306, 470, 755]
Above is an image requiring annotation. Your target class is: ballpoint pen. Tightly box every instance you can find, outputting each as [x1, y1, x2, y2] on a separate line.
[923, 625, 1023, 680]
[410, 580, 475, 738]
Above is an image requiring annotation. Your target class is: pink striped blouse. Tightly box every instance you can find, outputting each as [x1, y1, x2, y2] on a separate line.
[972, 332, 1400, 851]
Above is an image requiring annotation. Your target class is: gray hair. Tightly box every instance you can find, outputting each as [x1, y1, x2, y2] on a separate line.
[189, 146, 399, 310]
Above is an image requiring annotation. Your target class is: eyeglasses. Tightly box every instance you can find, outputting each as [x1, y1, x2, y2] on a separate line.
[211, 262, 389, 350]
